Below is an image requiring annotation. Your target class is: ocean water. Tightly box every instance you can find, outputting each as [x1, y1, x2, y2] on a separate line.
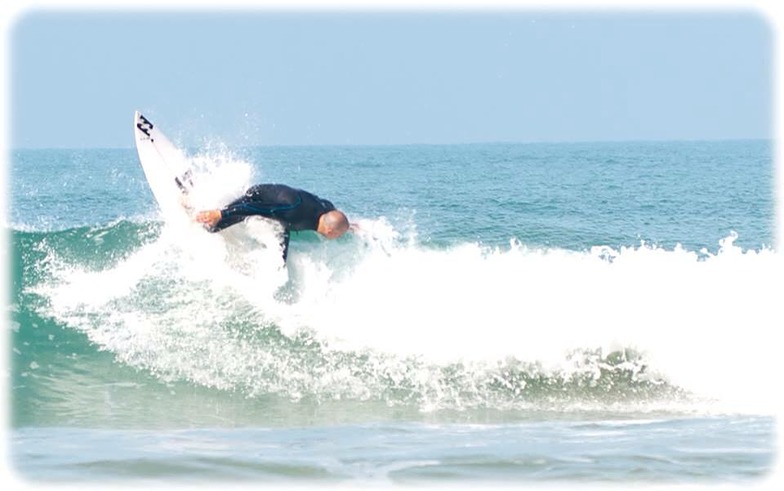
[6, 139, 781, 484]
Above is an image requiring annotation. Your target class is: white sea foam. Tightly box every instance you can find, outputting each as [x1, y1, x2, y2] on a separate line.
[186, 150, 257, 211]
[33, 153, 783, 415]
[285, 228, 781, 412]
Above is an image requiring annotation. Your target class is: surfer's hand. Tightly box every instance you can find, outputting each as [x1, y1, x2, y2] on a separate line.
[195, 210, 222, 227]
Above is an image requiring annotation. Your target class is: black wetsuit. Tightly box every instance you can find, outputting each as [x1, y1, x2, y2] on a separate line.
[207, 184, 336, 261]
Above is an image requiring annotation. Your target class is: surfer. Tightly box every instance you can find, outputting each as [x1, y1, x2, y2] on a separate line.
[194, 183, 350, 261]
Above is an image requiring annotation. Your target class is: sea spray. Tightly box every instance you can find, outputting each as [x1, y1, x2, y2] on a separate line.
[22, 142, 780, 415]
[11, 140, 777, 480]
[30, 213, 780, 414]
[293, 229, 781, 411]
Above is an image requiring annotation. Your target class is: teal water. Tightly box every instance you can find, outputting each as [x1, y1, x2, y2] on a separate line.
[7, 140, 780, 483]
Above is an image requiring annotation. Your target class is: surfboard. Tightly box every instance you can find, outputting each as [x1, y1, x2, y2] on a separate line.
[133, 111, 195, 218]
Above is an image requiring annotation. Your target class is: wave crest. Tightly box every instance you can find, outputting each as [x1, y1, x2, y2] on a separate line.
[19, 214, 781, 414]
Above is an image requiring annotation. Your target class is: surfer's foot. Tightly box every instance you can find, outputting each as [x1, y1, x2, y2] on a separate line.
[195, 210, 222, 228]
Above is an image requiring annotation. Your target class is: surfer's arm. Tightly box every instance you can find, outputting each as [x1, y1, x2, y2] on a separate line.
[195, 196, 288, 231]
[195, 209, 291, 261]
[219, 192, 302, 221]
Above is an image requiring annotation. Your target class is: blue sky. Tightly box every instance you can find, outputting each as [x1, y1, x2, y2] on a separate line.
[9, 9, 774, 148]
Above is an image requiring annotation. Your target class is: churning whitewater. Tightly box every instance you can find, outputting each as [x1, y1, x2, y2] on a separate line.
[11, 140, 778, 482]
[20, 147, 780, 415]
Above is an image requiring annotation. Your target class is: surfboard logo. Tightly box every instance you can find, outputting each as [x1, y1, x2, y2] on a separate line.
[136, 115, 154, 138]
[175, 169, 194, 193]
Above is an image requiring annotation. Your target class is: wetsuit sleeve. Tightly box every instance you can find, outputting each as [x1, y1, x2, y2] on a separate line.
[203, 184, 297, 262]
[207, 191, 301, 233]
[221, 194, 301, 222]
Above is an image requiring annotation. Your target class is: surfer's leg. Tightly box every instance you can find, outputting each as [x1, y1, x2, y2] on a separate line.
[281, 229, 290, 262]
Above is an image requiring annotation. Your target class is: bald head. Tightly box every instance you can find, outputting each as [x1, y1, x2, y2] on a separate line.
[317, 210, 350, 239]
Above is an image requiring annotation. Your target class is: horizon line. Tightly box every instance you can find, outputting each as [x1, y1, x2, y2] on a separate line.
[8, 136, 773, 152]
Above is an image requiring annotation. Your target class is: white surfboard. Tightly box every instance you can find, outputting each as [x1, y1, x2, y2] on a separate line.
[132, 112, 291, 267]
[133, 111, 195, 218]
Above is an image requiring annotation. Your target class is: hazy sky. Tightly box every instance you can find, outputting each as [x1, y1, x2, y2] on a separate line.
[9, 9, 774, 148]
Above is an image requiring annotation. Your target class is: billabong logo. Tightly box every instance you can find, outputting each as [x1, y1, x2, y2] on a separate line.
[136, 115, 154, 138]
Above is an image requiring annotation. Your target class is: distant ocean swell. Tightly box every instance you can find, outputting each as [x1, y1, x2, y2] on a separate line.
[12, 215, 780, 415]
